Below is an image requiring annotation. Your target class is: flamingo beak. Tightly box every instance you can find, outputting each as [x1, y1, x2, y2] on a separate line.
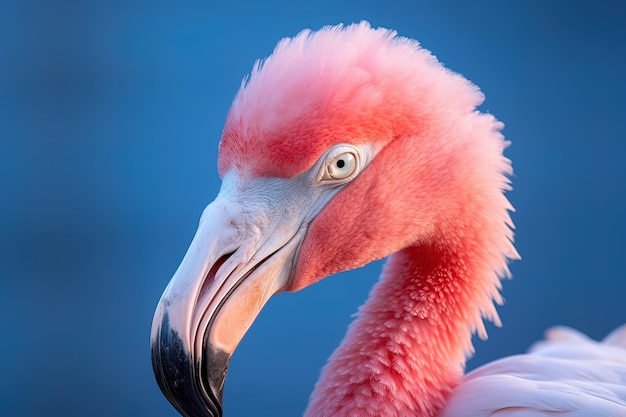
[150, 187, 305, 417]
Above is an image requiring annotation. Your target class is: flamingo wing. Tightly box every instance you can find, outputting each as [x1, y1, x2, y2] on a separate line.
[438, 325, 626, 416]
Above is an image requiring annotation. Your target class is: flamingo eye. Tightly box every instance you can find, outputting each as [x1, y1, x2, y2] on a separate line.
[323, 151, 357, 180]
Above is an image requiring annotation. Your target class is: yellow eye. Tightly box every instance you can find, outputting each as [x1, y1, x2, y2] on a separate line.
[323, 152, 357, 180]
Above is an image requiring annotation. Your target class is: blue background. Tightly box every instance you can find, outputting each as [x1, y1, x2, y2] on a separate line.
[1, 1, 625, 416]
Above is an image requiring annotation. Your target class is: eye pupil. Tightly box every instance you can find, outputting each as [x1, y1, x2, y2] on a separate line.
[336, 159, 345, 169]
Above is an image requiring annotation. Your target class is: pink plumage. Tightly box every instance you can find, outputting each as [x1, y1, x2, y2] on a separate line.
[219, 22, 483, 178]
[151, 22, 626, 417]
[221, 24, 517, 414]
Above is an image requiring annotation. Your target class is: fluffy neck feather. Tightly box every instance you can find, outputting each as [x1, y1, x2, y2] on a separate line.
[304, 208, 515, 417]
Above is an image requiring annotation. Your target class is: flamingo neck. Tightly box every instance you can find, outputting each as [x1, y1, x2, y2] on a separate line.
[304, 234, 506, 417]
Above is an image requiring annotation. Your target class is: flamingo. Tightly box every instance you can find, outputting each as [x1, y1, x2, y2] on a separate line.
[150, 22, 626, 417]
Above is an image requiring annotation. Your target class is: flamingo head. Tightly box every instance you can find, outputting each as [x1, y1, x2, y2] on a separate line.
[151, 22, 512, 417]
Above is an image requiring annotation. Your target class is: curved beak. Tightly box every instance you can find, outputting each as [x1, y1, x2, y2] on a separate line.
[150, 184, 305, 417]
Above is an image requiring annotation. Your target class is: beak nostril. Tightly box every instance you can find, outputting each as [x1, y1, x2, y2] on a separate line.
[199, 253, 233, 301]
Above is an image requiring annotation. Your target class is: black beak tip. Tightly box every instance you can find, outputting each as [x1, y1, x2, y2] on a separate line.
[151, 312, 228, 417]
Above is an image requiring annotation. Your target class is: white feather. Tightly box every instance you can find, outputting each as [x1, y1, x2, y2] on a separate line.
[438, 326, 626, 416]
